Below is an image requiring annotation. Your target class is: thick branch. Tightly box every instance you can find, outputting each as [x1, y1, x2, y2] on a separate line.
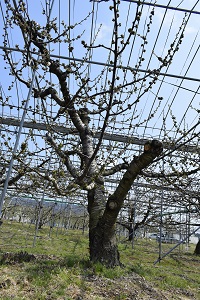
[112, 140, 163, 202]
[34, 87, 65, 106]
[0, 158, 50, 187]
[99, 140, 163, 228]
[102, 162, 129, 176]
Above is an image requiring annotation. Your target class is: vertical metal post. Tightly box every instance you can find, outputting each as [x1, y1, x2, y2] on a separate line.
[179, 211, 182, 254]
[33, 151, 52, 246]
[132, 195, 136, 249]
[82, 201, 86, 235]
[188, 204, 191, 245]
[1, 0, 57, 217]
[66, 203, 72, 230]
[158, 159, 164, 262]
[33, 193, 45, 247]
[49, 202, 57, 237]
[0, 70, 36, 218]
[154, 226, 200, 265]
[185, 210, 189, 250]
[158, 190, 163, 261]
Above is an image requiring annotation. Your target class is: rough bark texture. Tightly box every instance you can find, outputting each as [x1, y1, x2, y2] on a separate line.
[87, 183, 120, 267]
[88, 140, 163, 266]
[89, 218, 120, 267]
[194, 239, 200, 255]
[87, 182, 106, 231]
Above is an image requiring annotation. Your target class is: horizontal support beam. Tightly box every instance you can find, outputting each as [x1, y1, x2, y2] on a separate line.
[0, 117, 199, 154]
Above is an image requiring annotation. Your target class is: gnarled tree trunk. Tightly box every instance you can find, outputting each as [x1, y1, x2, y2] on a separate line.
[194, 239, 200, 255]
[87, 181, 120, 266]
[88, 140, 163, 266]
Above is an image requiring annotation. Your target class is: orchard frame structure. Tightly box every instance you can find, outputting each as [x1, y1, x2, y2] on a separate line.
[0, 0, 199, 262]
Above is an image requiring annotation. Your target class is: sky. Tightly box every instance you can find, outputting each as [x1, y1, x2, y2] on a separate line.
[0, 1, 199, 228]
[0, 0, 199, 159]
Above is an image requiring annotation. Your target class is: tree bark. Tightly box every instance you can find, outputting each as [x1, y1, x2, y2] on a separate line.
[88, 191, 121, 266]
[88, 140, 163, 266]
[87, 182, 120, 266]
[89, 218, 120, 267]
[194, 239, 200, 255]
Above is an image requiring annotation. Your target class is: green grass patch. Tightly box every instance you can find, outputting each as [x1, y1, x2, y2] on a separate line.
[92, 262, 127, 279]
[0, 220, 199, 300]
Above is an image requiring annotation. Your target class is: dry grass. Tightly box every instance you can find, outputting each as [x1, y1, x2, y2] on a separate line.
[0, 220, 199, 299]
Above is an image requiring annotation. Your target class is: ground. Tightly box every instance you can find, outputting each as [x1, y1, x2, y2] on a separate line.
[0, 254, 198, 300]
[0, 221, 199, 299]
[66, 273, 196, 300]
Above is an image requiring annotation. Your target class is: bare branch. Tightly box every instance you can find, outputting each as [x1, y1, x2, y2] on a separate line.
[34, 87, 65, 106]
[102, 162, 129, 176]
[45, 134, 80, 179]
[141, 166, 200, 178]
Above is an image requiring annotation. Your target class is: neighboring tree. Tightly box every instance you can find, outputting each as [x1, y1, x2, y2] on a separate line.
[117, 196, 158, 241]
[1, 0, 197, 266]
[194, 239, 200, 255]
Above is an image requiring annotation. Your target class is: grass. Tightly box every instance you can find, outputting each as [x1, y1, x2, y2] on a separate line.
[119, 239, 200, 298]
[0, 220, 200, 299]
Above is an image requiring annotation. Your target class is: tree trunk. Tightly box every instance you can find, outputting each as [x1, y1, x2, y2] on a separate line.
[194, 239, 200, 255]
[128, 228, 133, 241]
[87, 181, 121, 267]
[89, 220, 120, 267]
[88, 140, 163, 267]
[88, 192, 131, 267]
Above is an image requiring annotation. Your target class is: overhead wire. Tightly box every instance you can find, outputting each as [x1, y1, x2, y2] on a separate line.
[162, 45, 200, 140]
[0, 0, 57, 216]
[167, 45, 200, 139]
[109, 0, 132, 137]
[142, 0, 199, 141]
[140, 0, 189, 137]
[138, 0, 173, 136]
[120, 1, 150, 157]
[104, 0, 151, 162]
[155, 28, 200, 129]
[110, 1, 143, 150]
[112, 2, 189, 142]
[98, 0, 122, 163]
[153, 119, 200, 164]
[0, 0, 28, 156]
[0, 0, 22, 119]
[111, 0, 200, 15]
[0, 0, 199, 152]
[1, 44, 200, 83]
[123, 1, 147, 132]
[158, 0, 200, 137]
[151, 77, 200, 95]
[89, 1, 102, 132]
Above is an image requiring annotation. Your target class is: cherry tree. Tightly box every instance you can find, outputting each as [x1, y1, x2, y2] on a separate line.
[1, 0, 197, 266]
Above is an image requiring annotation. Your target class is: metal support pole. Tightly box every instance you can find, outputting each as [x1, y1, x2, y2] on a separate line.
[33, 151, 53, 246]
[132, 196, 136, 249]
[158, 159, 164, 261]
[0, 0, 56, 218]
[154, 226, 200, 265]
[0, 70, 36, 218]
[33, 186, 47, 246]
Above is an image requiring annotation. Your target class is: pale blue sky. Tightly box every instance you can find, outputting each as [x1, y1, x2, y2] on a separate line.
[0, 1, 199, 217]
[0, 0, 199, 144]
